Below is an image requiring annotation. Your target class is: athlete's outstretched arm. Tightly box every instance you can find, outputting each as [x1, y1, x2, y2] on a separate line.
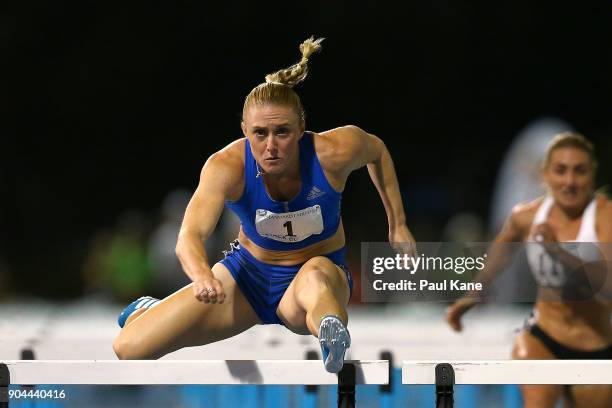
[446, 205, 528, 331]
[328, 125, 415, 251]
[175, 143, 243, 304]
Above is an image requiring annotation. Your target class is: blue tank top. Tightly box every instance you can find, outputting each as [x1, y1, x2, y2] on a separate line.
[226, 132, 342, 251]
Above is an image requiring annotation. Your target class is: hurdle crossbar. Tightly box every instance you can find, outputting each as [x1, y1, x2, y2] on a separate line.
[0, 360, 388, 385]
[403, 360, 612, 385]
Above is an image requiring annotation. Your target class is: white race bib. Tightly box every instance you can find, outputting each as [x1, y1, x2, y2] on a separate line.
[255, 205, 324, 243]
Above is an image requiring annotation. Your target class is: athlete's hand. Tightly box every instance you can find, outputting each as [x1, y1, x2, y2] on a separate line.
[446, 297, 478, 332]
[389, 224, 417, 257]
[193, 273, 226, 304]
[533, 223, 562, 256]
[532, 223, 557, 243]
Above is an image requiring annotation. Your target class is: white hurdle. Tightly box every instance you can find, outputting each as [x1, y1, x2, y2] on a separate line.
[402, 360, 612, 385]
[1, 360, 388, 385]
[0, 359, 388, 408]
[403, 360, 612, 408]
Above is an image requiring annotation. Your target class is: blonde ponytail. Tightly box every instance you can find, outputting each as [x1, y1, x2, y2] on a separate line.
[243, 37, 324, 121]
[264, 37, 324, 87]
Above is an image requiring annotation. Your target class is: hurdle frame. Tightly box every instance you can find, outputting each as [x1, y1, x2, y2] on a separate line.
[403, 360, 612, 408]
[0, 359, 388, 408]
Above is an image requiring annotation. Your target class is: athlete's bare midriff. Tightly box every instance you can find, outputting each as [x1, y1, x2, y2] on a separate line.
[534, 298, 612, 349]
[237, 220, 346, 266]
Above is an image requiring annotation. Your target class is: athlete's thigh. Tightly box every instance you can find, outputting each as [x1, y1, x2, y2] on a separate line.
[512, 331, 563, 408]
[117, 262, 260, 358]
[277, 256, 350, 333]
[571, 385, 612, 408]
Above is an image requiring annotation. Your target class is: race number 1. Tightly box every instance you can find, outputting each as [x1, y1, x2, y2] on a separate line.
[255, 205, 324, 243]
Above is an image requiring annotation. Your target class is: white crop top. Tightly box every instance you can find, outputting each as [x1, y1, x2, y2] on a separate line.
[526, 196, 599, 288]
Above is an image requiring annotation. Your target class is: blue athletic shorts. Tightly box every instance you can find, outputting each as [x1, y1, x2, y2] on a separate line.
[219, 240, 353, 325]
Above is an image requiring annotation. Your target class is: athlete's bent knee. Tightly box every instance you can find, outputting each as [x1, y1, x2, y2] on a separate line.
[300, 270, 333, 295]
[113, 334, 153, 360]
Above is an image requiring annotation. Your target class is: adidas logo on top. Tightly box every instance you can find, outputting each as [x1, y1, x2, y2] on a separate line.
[307, 186, 325, 200]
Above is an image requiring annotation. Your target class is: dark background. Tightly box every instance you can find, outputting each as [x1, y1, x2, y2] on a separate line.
[3, 1, 611, 297]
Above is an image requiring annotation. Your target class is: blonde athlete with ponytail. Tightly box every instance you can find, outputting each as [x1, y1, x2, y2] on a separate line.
[113, 37, 416, 373]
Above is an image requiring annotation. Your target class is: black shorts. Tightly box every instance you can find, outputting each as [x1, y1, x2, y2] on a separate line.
[527, 323, 612, 359]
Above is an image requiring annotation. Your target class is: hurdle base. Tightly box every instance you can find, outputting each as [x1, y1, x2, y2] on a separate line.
[338, 363, 356, 408]
[435, 363, 454, 408]
[1, 363, 9, 408]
